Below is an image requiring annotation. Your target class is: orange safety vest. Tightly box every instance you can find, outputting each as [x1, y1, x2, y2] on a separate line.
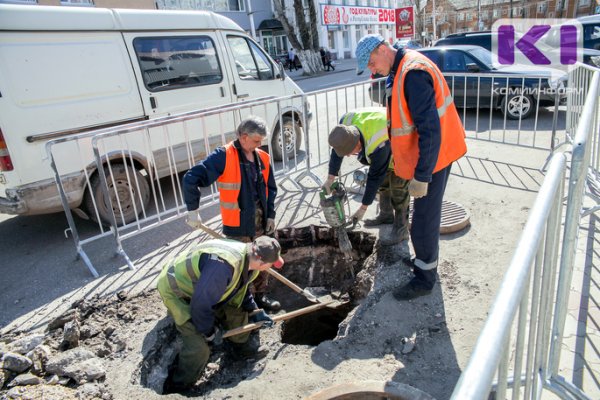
[216, 142, 270, 227]
[388, 50, 467, 180]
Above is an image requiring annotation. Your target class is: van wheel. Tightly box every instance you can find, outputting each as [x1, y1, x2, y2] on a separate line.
[271, 116, 302, 161]
[502, 92, 534, 120]
[84, 164, 150, 226]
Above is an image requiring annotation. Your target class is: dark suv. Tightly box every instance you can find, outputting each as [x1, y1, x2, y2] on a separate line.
[370, 46, 567, 120]
[435, 31, 492, 50]
[435, 29, 600, 67]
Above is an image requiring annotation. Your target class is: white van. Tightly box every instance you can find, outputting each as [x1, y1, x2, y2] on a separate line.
[0, 4, 308, 223]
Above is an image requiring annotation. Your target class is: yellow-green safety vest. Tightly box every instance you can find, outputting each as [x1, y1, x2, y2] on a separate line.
[340, 107, 394, 169]
[156, 239, 259, 326]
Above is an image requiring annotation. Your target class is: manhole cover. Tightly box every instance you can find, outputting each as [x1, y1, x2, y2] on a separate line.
[305, 380, 435, 400]
[409, 199, 470, 234]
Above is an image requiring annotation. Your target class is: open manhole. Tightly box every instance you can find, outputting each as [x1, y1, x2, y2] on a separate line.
[137, 225, 375, 395]
[273, 225, 375, 345]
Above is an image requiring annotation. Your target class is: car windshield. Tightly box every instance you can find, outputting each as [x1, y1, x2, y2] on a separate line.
[467, 47, 494, 69]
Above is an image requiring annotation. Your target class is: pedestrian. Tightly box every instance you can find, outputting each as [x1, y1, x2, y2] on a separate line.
[157, 236, 284, 392]
[182, 116, 281, 312]
[321, 107, 409, 244]
[320, 47, 335, 71]
[355, 34, 467, 300]
[288, 47, 298, 71]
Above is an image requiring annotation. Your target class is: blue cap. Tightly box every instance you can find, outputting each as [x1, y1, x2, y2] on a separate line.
[356, 34, 385, 74]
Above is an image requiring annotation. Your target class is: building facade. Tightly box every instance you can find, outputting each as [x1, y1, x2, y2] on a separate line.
[4, 0, 596, 60]
[422, 0, 598, 39]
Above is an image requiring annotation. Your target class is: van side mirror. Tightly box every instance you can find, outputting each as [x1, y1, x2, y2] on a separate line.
[466, 63, 480, 72]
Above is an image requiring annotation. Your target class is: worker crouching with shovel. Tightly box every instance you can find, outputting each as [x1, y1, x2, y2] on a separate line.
[157, 236, 284, 393]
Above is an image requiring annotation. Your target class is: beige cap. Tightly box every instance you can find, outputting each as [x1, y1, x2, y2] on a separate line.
[252, 236, 284, 268]
[328, 125, 360, 157]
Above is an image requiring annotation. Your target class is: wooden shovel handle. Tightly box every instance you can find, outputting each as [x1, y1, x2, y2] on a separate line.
[196, 222, 224, 240]
[266, 268, 305, 294]
[222, 300, 336, 339]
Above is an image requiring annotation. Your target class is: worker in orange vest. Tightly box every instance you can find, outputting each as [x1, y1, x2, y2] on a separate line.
[182, 116, 280, 311]
[356, 34, 467, 300]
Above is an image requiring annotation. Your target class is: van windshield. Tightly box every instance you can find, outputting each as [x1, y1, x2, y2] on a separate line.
[133, 36, 223, 91]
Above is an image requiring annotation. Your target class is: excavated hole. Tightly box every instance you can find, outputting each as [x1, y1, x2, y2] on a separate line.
[273, 225, 375, 345]
[138, 225, 375, 395]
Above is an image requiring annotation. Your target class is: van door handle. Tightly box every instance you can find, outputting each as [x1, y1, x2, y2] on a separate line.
[220, 87, 225, 97]
[150, 97, 157, 109]
[237, 93, 249, 99]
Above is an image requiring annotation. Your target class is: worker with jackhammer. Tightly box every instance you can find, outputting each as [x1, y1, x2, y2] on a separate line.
[355, 34, 467, 300]
[182, 116, 281, 312]
[321, 107, 410, 246]
[157, 236, 284, 393]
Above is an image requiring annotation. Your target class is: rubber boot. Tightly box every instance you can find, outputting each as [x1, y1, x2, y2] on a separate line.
[379, 207, 409, 246]
[363, 191, 394, 226]
[393, 267, 437, 301]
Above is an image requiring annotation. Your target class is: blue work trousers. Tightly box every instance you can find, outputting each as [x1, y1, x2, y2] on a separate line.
[410, 164, 452, 284]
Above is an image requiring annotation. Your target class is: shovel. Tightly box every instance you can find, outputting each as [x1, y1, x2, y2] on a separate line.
[222, 300, 340, 339]
[195, 221, 343, 308]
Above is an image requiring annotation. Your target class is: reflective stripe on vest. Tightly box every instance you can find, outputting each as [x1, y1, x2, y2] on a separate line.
[340, 108, 393, 169]
[388, 50, 467, 180]
[216, 142, 270, 227]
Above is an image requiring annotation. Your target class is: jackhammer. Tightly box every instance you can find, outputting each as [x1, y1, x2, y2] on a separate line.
[319, 181, 357, 266]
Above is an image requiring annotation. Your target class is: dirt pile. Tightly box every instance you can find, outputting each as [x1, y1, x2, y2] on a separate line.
[1, 226, 458, 399]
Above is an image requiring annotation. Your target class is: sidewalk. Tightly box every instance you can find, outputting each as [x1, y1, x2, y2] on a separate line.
[285, 57, 358, 81]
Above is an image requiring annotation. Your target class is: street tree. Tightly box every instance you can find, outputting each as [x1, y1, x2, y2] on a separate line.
[273, 0, 323, 75]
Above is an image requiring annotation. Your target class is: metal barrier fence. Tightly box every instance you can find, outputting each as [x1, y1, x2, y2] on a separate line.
[46, 95, 311, 277]
[451, 70, 600, 400]
[47, 71, 573, 277]
[371, 71, 565, 151]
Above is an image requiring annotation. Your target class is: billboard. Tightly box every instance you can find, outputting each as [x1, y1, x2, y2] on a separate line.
[395, 7, 415, 38]
[321, 4, 396, 26]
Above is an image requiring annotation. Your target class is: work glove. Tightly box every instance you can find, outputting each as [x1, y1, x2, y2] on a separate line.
[250, 309, 274, 328]
[265, 218, 275, 235]
[204, 326, 223, 346]
[408, 179, 429, 199]
[352, 206, 367, 223]
[321, 176, 336, 195]
[186, 210, 202, 230]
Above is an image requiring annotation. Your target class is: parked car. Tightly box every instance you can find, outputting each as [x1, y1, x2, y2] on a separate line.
[394, 38, 423, 50]
[370, 46, 567, 120]
[434, 29, 600, 67]
[435, 31, 492, 50]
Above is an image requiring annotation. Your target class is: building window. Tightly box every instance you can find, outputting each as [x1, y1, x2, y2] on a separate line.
[457, 13, 464, 22]
[537, 2, 547, 13]
[156, 0, 245, 12]
[328, 31, 335, 51]
[578, 0, 590, 6]
[343, 27, 350, 49]
[60, 0, 94, 5]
